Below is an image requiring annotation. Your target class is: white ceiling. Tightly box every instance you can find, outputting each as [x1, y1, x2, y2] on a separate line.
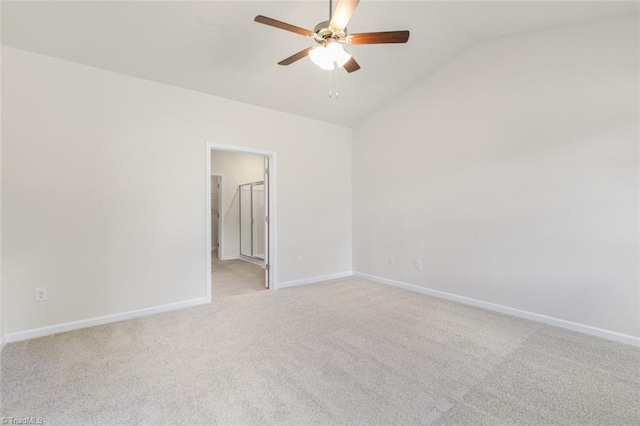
[2, 1, 637, 126]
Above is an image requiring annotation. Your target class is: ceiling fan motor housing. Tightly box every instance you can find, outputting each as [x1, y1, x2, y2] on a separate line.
[313, 20, 347, 44]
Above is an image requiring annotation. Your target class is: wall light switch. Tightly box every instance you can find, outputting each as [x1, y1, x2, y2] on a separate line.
[389, 256, 395, 265]
[414, 260, 423, 270]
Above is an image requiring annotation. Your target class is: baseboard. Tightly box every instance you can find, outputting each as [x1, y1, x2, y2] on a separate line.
[239, 256, 265, 267]
[0, 336, 6, 352]
[220, 255, 239, 261]
[276, 271, 353, 290]
[353, 271, 640, 347]
[4, 297, 209, 344]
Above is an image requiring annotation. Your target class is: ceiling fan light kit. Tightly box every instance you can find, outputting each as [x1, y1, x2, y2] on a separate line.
[309, 42, 352, 70]
[254, 0, 410, 73]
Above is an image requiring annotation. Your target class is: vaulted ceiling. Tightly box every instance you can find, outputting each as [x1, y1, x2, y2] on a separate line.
[2, 1, 636, 126]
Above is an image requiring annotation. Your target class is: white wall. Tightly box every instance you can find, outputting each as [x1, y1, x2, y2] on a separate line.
[2, 47, 352, 335]
[211, 150, 264, 259]
[352, 17, 639, 338]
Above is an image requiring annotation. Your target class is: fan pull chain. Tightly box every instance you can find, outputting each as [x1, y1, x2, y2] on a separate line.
[335, 66, 339, 99]
[329, 67, 332, 98]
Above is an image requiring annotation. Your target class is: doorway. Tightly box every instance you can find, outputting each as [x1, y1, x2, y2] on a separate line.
[206, 143, 276, 301]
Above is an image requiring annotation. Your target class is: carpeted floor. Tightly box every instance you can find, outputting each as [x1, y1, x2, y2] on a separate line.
[2, 277, 639, 425]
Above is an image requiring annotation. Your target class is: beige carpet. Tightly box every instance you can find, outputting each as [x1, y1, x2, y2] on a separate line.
[2, 277, 639, 425]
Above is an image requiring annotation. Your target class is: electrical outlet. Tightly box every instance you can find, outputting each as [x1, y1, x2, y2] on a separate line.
[414, 260, 423, 270]
[35, 287, 47, 302]
[389, 256, 395, 265]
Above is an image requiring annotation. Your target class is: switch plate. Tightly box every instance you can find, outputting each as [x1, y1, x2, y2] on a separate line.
[389, 256, 395, 265]
[414, 260, 423, 270]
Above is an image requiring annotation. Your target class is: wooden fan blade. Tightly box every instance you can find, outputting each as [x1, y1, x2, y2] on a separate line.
[343, 57, 361, 73]
[348, 30, 410, 45]
[329, 0, 360, 31]
[278, 47, 314, 66]
[254, 15, 314, 37]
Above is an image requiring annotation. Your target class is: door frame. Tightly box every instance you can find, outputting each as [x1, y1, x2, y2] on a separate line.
[206, 143, 277, 302]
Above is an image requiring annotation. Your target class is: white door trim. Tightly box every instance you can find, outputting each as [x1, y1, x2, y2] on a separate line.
[206, 143, 277, 302]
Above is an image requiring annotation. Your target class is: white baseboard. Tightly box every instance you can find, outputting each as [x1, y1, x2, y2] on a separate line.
[353, 271, 640, 347]
[4, 297, 208, 344]
[239, 256, 265, 267]
[276, 271, 353, 290]
[220, 255, 239, 261]
[0, 336, 6, 352]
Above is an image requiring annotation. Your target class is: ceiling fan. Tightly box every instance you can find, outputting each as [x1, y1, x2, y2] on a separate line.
[254, 0, 410, 73]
